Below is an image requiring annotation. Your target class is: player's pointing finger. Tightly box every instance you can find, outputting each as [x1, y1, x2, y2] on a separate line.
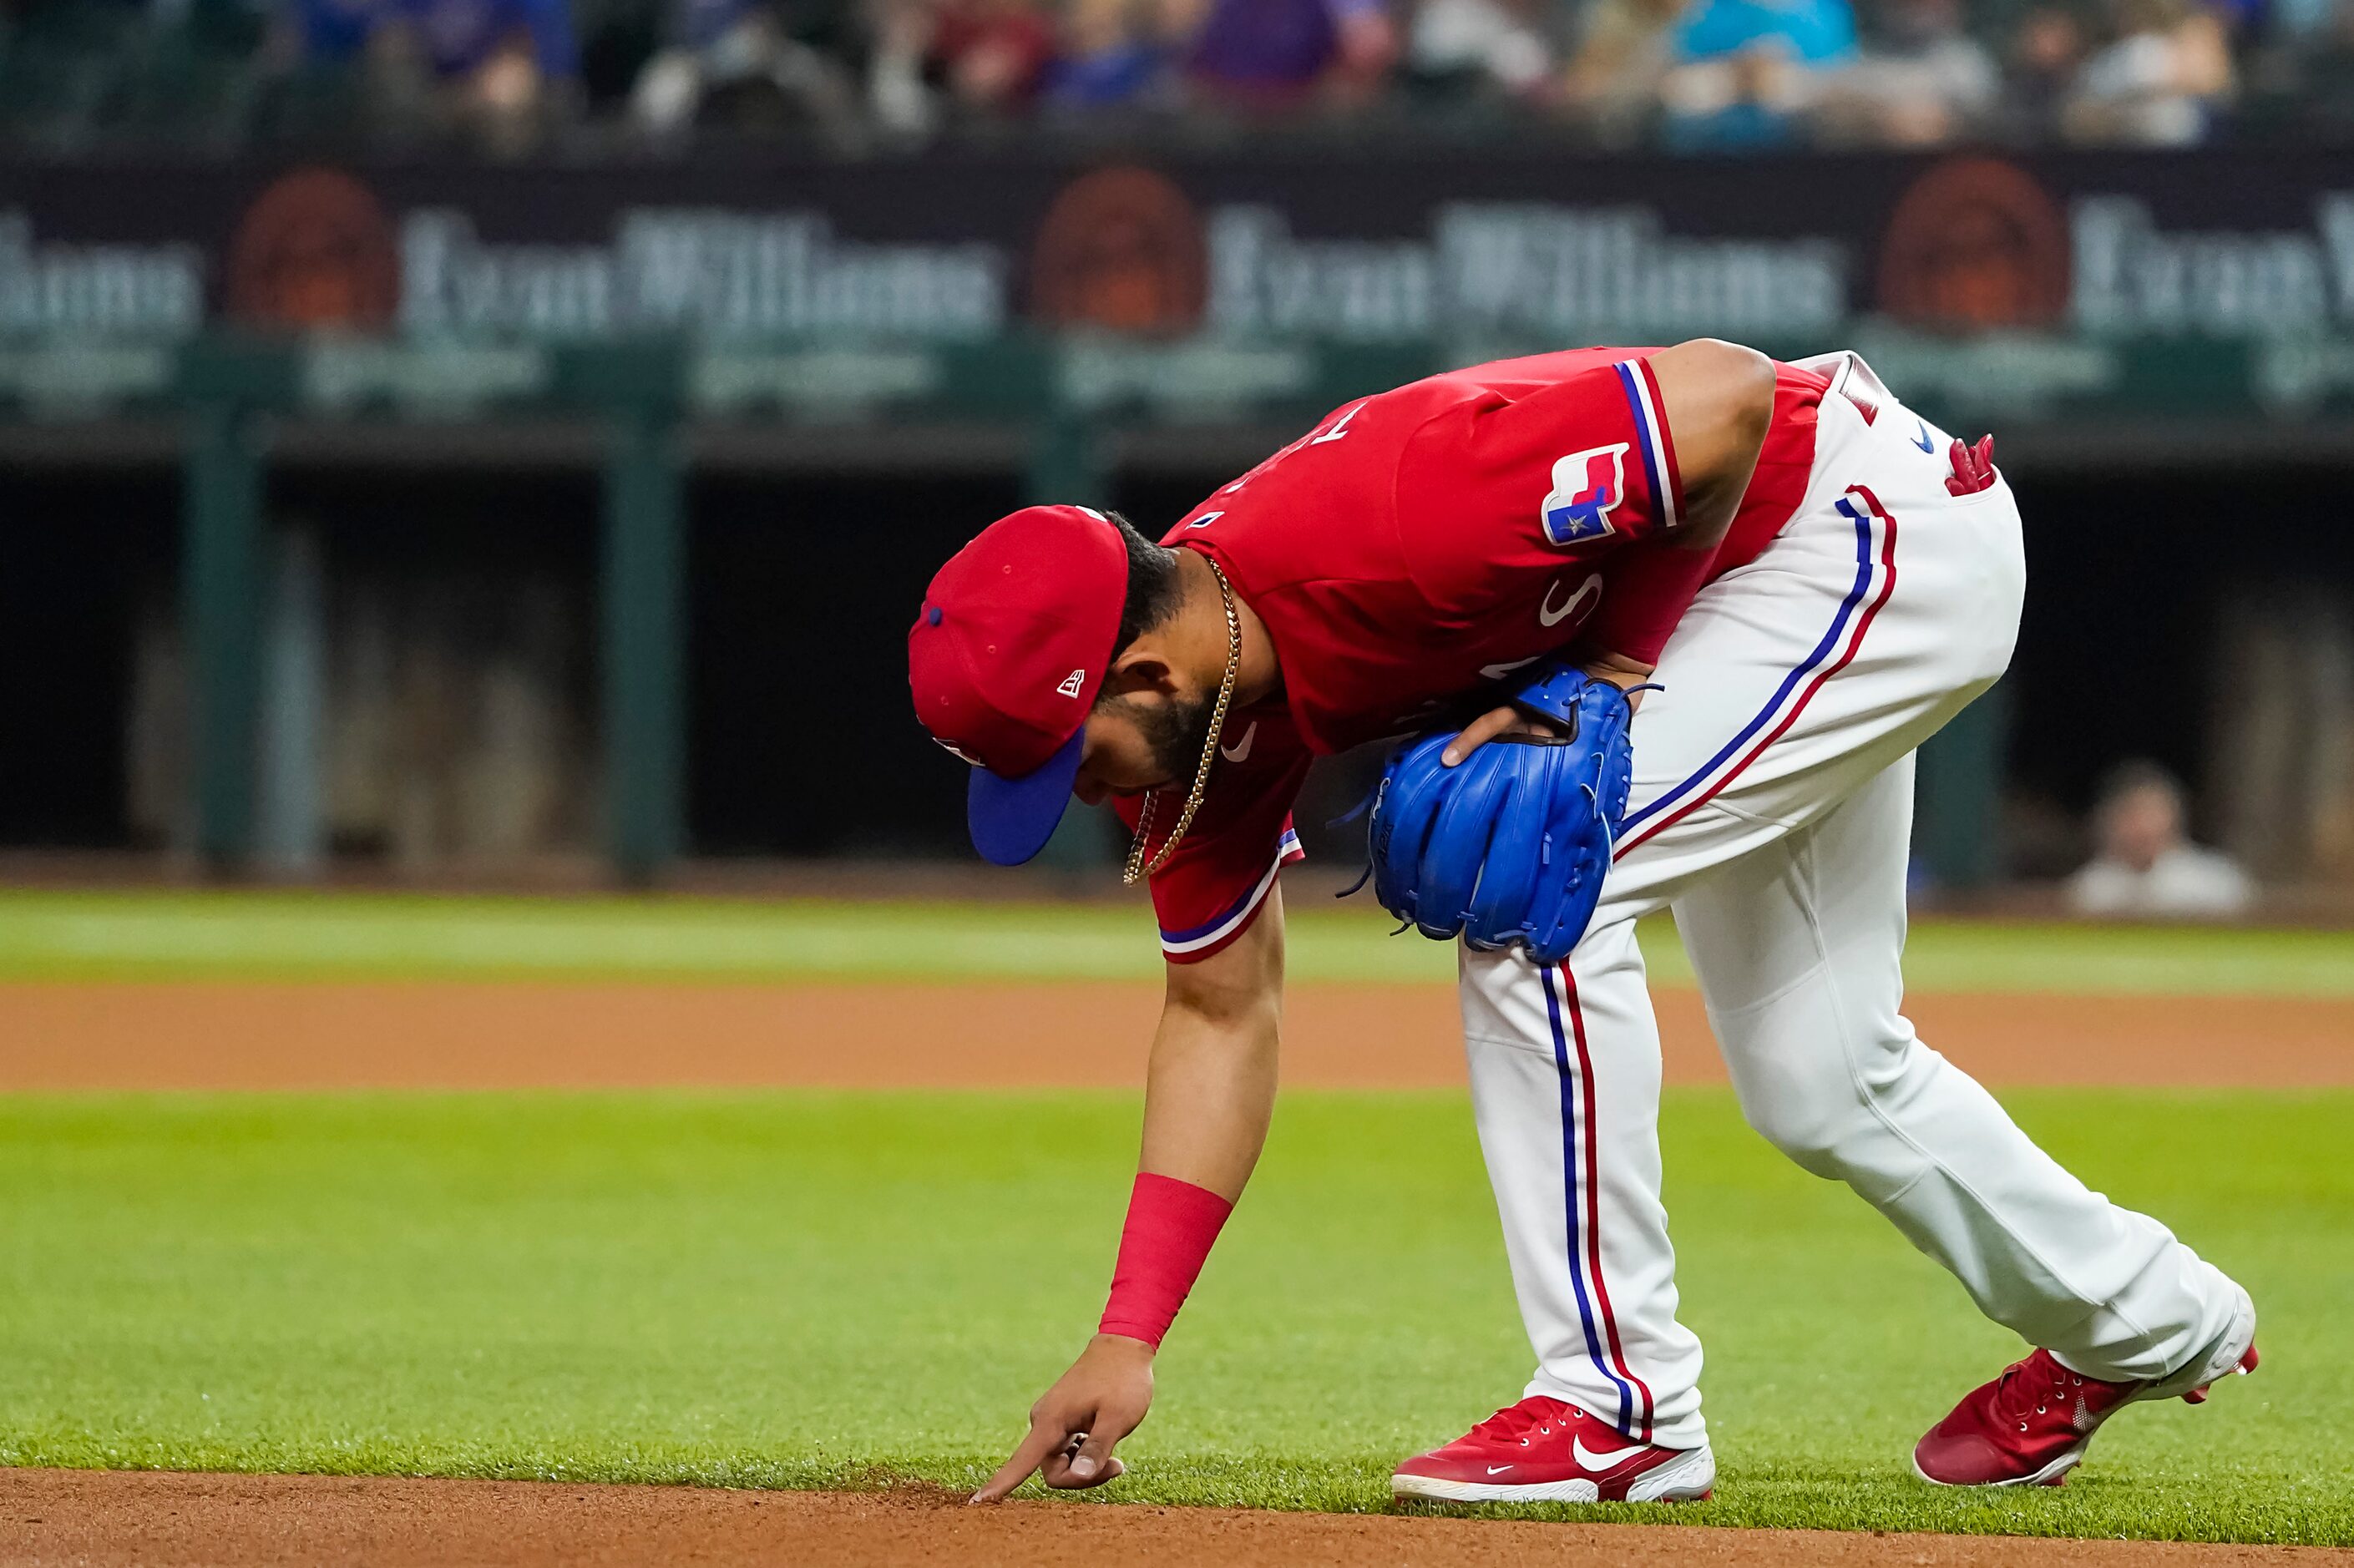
[969, 1415, 1071, 1504]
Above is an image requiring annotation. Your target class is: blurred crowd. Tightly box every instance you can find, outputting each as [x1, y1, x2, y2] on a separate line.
[8, 0, 2354, 152]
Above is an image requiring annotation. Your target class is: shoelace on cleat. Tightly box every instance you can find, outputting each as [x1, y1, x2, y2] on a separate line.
[1466, 1399, 1583, 1449]
[1987, 1356, 2090, 1433]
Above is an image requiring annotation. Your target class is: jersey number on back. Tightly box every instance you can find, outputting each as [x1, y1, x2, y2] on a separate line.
[1218, 402, 1367, 498]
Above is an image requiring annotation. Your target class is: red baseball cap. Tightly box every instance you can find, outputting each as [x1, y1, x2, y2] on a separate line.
[909, 505, 1126, 865]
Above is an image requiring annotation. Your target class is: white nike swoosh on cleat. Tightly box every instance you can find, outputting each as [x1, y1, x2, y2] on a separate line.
[1485, 1464, 1514, 1475]
[1573, 1437, 1633, 1471]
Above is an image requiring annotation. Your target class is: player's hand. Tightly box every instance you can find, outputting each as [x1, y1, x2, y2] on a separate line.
[1440, 703, 1562, 766]
[1442, 655, 1656, 766]
[969, 1333, 1155, 1503]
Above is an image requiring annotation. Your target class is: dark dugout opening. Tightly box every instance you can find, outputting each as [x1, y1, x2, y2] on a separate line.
[0, 463, 179, 847]
[689, 468, 1024, 858]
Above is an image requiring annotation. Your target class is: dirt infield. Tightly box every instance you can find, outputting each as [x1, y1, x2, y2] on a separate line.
[1, 979, 2348, 1090]
[4, 1470, 2349, 1568]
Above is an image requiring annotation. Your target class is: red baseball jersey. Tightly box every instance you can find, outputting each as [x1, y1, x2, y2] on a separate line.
[1122, 347, 1830, 962]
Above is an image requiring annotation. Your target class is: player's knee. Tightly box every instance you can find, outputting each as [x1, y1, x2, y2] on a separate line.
[1725, 1031, 1911, 1177]
[1742, 1093, 1859, 1178]
[1728, 1051, 1862, 1175]
[1734, 1031, 1941, 1188]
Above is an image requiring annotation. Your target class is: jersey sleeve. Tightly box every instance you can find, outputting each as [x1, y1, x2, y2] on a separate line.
[1114, 708, 1311, 964]
[1392, 356, 1685, 611]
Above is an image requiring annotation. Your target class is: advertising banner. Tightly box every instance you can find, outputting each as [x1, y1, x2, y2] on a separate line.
[6, 149, 2354, 422]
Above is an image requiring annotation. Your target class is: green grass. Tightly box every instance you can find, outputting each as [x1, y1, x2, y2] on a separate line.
[1, 1087, 2346, 1541]
[3, 888, 2353, 995]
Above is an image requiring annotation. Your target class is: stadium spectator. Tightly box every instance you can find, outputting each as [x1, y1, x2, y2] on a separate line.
[1405, 0, 1561, 100]
[1658, 0, 1860, 146]
[283, 0, 383, 63]
[1558, 0, 1684, 140]
[1176, 0, 1400, 108]
[301, 0, 580, 89]
[280, 0, 579, 149]
[1043, 0, 1172, 109]
[2270, 0, 2338, 37]
[2291, 0, 2354, 133]
[2063, 0, 2235, 142]
[931, 0, 1057, 112]
[1817, 0, 1999, 143]
[36, 0, 2354, 146]
[858, 0, 1056, 125]
[629, 0, 856, 134]
[864, 0, 937, 130]
[2066, 760, 2254, 919]
[1999, 3, 2090, 139]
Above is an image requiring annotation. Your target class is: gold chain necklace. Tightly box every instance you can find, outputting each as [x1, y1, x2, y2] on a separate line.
[1121, 559, 1243, 886]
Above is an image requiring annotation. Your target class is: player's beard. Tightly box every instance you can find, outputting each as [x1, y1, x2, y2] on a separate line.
[1113, 689, 1219, 789]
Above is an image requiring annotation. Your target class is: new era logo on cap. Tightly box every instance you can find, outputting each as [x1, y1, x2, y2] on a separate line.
[1056, 669, 1086, 698]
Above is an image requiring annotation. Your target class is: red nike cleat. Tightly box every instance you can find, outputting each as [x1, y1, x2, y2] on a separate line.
[1391, 1396, 1715, 1504]
[1915, 1293, 2260, 1487]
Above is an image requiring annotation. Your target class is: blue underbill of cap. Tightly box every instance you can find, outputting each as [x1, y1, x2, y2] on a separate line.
[968, 726, 1086, 867]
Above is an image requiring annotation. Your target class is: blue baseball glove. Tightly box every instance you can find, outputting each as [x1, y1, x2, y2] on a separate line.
[1367, 664, 1641, 968]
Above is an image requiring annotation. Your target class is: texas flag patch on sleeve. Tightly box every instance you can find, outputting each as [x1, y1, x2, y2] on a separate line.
[1541, 443, 1630, 545]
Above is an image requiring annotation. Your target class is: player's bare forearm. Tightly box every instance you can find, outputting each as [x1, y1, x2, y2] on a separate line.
[1536, 340, 1774, 694]
[1449, 324, 1775, 754]
[1139, 886, 1286, 1201]
[1445, 655, 1659, 764]
[1647, 338, 1776, 554]
[969, 894, 1284, 1505]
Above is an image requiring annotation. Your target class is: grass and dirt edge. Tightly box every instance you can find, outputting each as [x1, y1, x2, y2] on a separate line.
[0, 1448, 2337, 1545]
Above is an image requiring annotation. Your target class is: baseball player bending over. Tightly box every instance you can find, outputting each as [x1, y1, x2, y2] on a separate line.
[909, 341, 2257, 1506]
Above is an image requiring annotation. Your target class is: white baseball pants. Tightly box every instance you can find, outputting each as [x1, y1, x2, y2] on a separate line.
[1457, 364, 2245, 1449]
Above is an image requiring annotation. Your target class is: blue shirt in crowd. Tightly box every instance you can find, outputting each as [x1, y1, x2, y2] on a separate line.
[1673, 0, 1857, 64]
[1046, 43, 1167, 107]
[289, 0, 578, 78]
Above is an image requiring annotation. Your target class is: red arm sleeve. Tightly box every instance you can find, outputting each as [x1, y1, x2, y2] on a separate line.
[1098, 1173, 1233, 1347]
